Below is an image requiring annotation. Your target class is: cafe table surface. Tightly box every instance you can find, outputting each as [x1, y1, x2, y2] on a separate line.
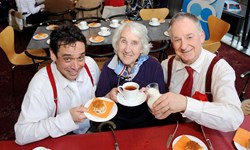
[26, 19, 170, 50]
[1, 115, 249, 150]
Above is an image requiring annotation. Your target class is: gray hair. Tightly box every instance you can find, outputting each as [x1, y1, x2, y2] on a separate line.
[168, 12, 203, 37]
[112, 22, 152, 56]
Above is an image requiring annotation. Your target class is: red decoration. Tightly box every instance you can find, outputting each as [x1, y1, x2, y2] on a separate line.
[192, 91, 208, 102]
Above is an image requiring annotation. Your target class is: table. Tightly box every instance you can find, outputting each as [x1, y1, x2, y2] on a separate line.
[26, 20, 170, 50]
[221, 10, 245, 45]
[1, 115, 249, 150]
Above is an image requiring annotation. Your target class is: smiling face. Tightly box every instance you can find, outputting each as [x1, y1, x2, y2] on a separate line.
[170, 17, 205, 65]
[50, 41, 86, 81]
[116, 26, 143, 69]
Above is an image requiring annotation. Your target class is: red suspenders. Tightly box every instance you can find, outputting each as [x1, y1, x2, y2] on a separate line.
[166, 56, 220, 102]
[46, 63, 94, 117]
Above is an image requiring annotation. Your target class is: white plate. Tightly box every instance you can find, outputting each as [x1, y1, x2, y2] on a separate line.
[46, 25, 58, 31]
[33, 33, 49, 40]
[46, 39, 50, 45]
[89, 36, 105, 43]
[159, 19, 165, 23]
[149, 21, 160, 27]
[84, 97, 118, 122]
[234, 141, 247, 150]
[88, 22, 101, 28]
[172, 135, 208, 150]
[33, 146, 51, 150]
[79, 25, 89, 30]
[109, 23, 120, 28]
[98, 31, 111, 37]
[117, 92, 146, 107]
[164, 31, 169, 37]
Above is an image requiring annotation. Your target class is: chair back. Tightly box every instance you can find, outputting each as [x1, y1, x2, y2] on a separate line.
[75, 0, 102, 19]
[206, 15, 230, 43]
[102, 5, 126, 19]
[47, 9, 75, 20]
[202, 41, 221, 54]
[0, 26, 16, 61]
[139, 8, 169, 20]
[86, 50, 115, 70]
[74, 17, 106, 24]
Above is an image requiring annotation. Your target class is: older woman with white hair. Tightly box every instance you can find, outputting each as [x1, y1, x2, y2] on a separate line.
[94, 22, 174, 131]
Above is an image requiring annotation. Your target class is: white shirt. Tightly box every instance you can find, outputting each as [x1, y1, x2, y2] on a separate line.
[15, 0, 42, 16]
[15, 56, 100, 145]
[161, 49, 244, 132]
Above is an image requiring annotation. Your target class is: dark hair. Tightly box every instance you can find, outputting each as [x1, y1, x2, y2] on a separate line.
[50, 22, 87, 56]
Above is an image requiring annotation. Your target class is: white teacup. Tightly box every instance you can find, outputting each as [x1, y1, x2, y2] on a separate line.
[80, 21, 87, 28]
[100, 27, 110, 35]
[118, 82, 140, 103]
[111, 19, 119, 27]
[150, 18, 159, 25]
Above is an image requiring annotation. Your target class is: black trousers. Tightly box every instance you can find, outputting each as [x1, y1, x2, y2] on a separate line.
[26, 11, 48, 25]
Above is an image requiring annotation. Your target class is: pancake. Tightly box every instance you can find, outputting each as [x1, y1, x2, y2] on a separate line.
[185, 141, 203, 150]
[92, 99, 107, 114]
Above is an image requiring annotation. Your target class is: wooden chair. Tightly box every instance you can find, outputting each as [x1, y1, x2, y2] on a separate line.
[74, 17, 106, 24]
[150, 40, 170, 62]
[86, 51, 115, 70]
[47, 9, 75, 20]
[75, 1, 102, 19]
[102, 5, 127, 19]
[203, 15, 230, 53]
[139, 8, 169, 20]
[0, 26, 47, 93]
[202, 41, 221, 55]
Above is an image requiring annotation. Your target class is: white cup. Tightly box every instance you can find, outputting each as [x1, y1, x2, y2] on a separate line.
[118, 82, 140, 103]
[111, 19, 119, 27]
[150, 18, 159, 25]
[100, 27, 110, 35]
[146, 83, 161, 109]
[80, 21, 87, 28]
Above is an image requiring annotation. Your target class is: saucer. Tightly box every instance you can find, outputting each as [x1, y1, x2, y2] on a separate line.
[46, 39, 50, 44]
[84, 97, 118, 122]
[117, 92, 146, 107]
[89, 36, 105, 43]
[109, 23, 120, 28]
[79, 25, 89, 30]
[149, 21, 160, 27]
[98, 31, 111, 37]
[88, 22, 101, 28]
[173, 135, 208, 150]
[33, 32, 48, 40]
[164, 31, 169, 37]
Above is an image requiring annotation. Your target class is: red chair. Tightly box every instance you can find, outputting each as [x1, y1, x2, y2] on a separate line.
[104, 0, 125, 6]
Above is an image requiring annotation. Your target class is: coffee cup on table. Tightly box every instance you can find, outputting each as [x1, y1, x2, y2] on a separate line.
[100, 27, 110, 35]
[118, 82, 140, 103]
[150, 18, 159, 25]
[111, 19, 119, 27]
[80, 21, 87, 28]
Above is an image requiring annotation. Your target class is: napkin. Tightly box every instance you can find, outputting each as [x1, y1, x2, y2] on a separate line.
[233, 128, 250, 148]
[88, 98, 114, 118]
[173, 135, 191, 150]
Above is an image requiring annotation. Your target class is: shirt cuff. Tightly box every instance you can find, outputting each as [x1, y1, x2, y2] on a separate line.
[182, 97, 203, 120]
[57, 110, 79, 133]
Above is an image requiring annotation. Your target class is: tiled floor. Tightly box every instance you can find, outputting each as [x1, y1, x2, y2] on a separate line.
[222, 33, 250, 56]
